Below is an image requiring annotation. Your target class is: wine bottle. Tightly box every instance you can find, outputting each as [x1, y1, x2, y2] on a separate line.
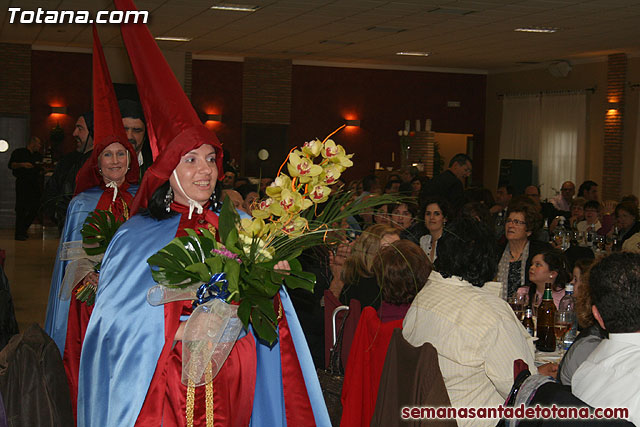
[536, 283, 557, 352]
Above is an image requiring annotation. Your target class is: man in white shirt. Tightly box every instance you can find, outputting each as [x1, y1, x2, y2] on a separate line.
[403, 217, 556, 427]
[572, 252, 640, 425]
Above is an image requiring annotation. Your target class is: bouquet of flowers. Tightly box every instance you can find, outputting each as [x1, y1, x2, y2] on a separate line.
[146, 127, 401, 384]
[60, 209, 125, 306]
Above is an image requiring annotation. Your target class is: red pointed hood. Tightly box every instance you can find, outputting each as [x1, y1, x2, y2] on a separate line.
[114, 0, 223, 215]
[75, 25, 139, 196]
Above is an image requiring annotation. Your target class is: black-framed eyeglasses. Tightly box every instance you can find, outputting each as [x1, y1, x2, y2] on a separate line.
[505, 218, 526, 226]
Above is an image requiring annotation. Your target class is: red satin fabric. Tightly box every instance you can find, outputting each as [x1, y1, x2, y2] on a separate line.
[138, 300, 257, 427]
[114, 0, 223, 217]
[63, 184, 134, 425]
[63, 291, 94, 425]
[276, 295, 315, 425]
[340, 307, 404, 427]
[75, 26, 139, 196]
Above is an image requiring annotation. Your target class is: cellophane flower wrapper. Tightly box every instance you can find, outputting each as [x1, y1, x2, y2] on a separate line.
[146, 283, 202, 306]
[182, 298, 242, 386]
[59, 240, 102, 300]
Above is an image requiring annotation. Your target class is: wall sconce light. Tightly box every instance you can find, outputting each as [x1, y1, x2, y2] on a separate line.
[345, 119, 360, 127]
[50, 106, 67, 114]
[606, 102, 620, 111]
[206, 113, 222, 122]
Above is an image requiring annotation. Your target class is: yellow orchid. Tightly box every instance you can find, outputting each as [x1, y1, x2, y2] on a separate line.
[321, 164, 342, 186]
[301, 138, 323, 158]
[287, 150, 323, 183]
[277, 188, 313, 215]
[240, 217, 268, 238]
[251, 198, 275, 219]
[322, 139, 353, 169]
[281, 216, 309, 237]
[309, 184, 331, 204]
[265, 174, 291, 199]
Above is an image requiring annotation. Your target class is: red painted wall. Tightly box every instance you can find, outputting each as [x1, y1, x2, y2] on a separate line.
[290, 65, 486, 182]
[31, 50, 92, 157]
[191, 59, 243, 168]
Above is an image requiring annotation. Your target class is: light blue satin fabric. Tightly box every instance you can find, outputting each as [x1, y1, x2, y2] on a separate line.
[44, 186, 138, 354]
[44, 187, 102, 354]
[77, 213, 178, 427]
[250, 290, 331, 426]
[77, 211, 330, 427]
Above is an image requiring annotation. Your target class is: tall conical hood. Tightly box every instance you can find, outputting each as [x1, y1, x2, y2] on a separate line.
[75, 25, 139, 195]
[114, 0, 223, 215]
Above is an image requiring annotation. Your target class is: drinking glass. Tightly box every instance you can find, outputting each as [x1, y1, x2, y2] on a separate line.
[508, 293, 528, 321]
[554, 311, 573, 354]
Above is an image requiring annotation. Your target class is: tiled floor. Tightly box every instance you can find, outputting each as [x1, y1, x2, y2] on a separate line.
[1, 226, 59, 333]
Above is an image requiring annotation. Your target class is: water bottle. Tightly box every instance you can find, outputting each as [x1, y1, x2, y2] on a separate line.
[558, 284, 577, 350]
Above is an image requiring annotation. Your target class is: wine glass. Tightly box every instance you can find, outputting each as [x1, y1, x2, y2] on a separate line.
[508, 293, 528, 321]
[554, 311, 573, 354]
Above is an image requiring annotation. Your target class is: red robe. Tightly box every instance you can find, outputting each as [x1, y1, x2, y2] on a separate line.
[340, 306, 404, 427]
[62, 182, 134, 424]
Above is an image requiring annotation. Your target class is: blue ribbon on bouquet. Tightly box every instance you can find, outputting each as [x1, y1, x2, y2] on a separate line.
[193, 272, 230, 309]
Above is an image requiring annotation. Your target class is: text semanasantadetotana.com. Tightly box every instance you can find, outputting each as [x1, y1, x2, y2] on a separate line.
[402, 404, 629, 421]
[7, 8, 148, 24]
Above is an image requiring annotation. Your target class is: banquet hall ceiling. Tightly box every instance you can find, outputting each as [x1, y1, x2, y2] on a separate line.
[2, 0, 640, 72]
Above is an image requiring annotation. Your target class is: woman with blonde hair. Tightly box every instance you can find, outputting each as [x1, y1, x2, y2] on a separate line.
[339, 224, 401, 309]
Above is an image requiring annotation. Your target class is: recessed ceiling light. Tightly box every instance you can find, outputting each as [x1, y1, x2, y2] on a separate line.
[428, 7, 475, 15]
[155, 36, 192, 42]
[320, 40, 354, 46]
[210, 3, 260, 12]
[396, 51, 431, 57]
[514, 27, 558, 33]
[367, 26, 406, 33]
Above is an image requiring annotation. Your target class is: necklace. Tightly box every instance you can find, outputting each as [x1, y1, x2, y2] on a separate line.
[510, 249, 523, 261]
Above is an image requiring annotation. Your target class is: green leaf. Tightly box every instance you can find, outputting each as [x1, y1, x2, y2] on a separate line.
[185, 262, 210, 282]
[237, 299, 251, 325]
[223, 260, 241, 294]
[284, 273, 315, 291]
[249, 295, 278, 344]
[81, 209, 126, 257]
[218, 199, 238, 244]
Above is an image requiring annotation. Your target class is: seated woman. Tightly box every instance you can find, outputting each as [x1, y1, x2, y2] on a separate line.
[613, 201, 640, 250]
[341, 240, 431, 427]
[526, 248, 571, 309]
[390, 201, 422, 244]
[558, 259, 606, 385]
[338, 224, 401, 309]
[496, 199, 550, 300]
[419, 197, 452, 263]
[77, 6, 327, 425]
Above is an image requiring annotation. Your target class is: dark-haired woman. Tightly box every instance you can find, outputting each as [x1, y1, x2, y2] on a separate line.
[527, 248, 571, 309]
[613, 201, 640, 250]
[419, 198, 451, 263]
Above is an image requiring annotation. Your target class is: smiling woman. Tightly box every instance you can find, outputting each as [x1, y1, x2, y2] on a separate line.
[169, 144, 218, 207]
[98, 142, 129, 186]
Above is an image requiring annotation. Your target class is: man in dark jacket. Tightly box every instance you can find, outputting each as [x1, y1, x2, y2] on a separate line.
[8, 136, 43, 240]
[421, 153, 472, 215]
[43, 113, 94, 232]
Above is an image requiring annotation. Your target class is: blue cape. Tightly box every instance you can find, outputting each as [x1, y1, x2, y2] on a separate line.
[44, 186, 137, 353]
[77, 212, 330, 426]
